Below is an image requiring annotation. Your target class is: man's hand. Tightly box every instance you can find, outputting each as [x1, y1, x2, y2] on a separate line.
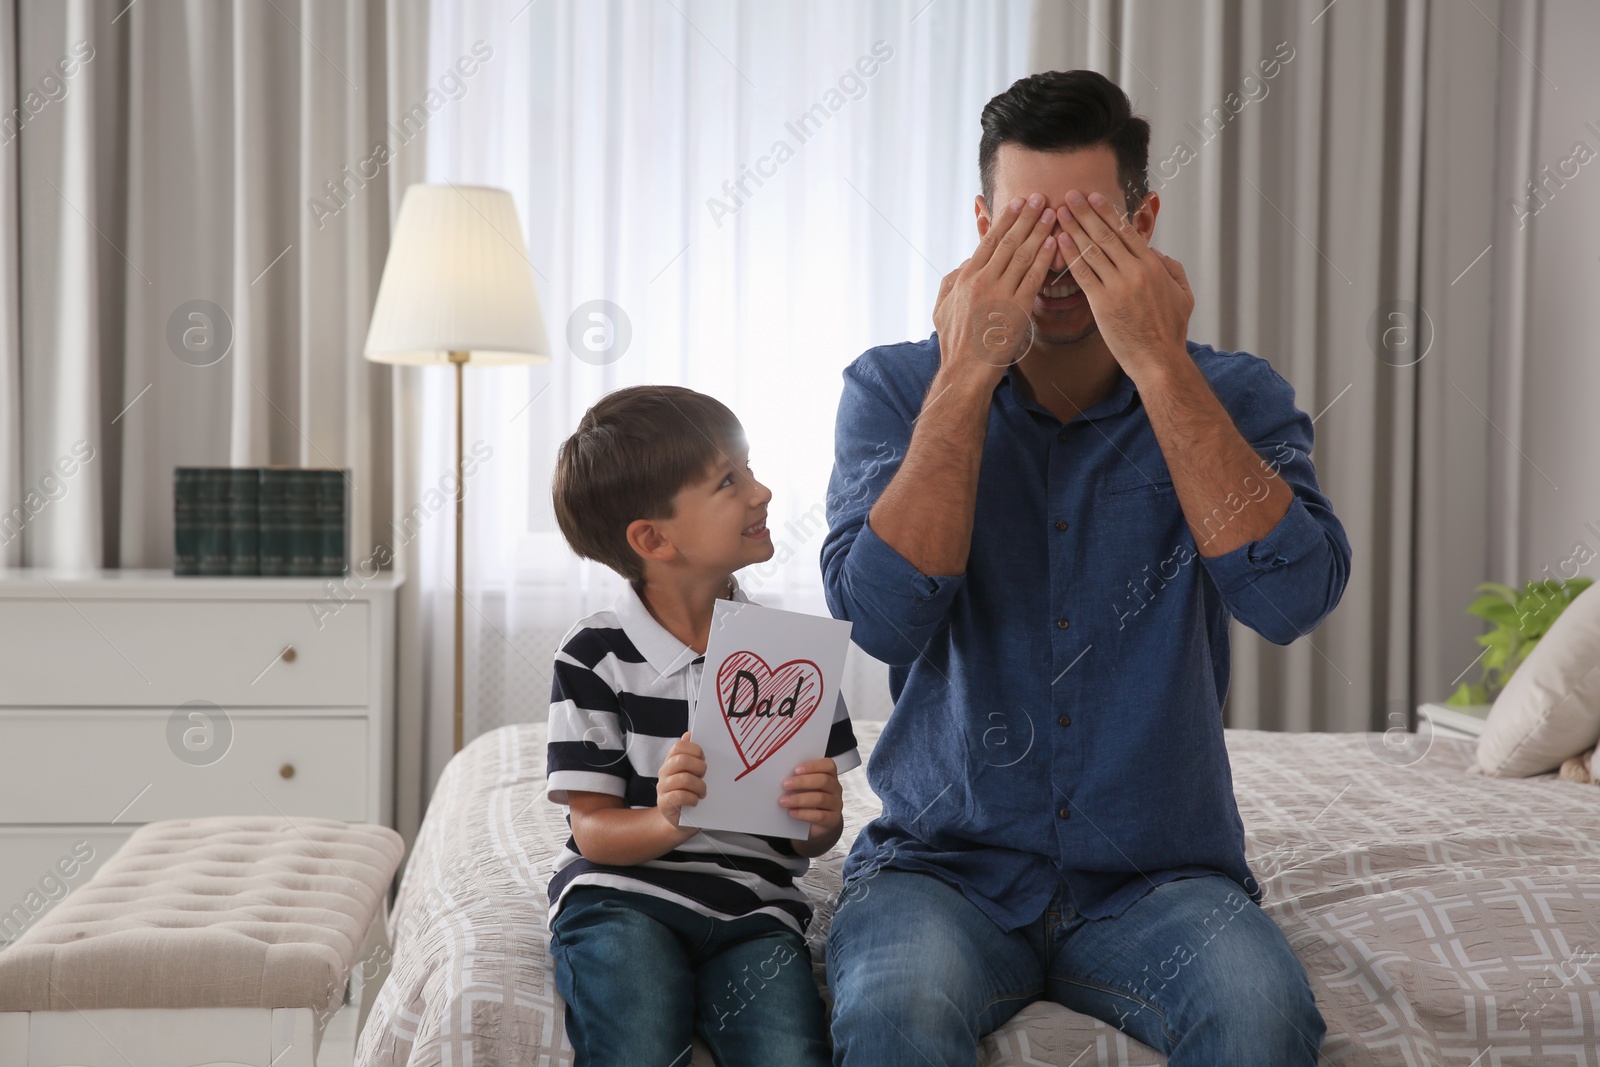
[932, 193, 1060, 386]
[1057, 189, 1194, 378]
[862, 195, 1057, 582]
[656, 732, 706, 832]
[780, 757, 844, 850]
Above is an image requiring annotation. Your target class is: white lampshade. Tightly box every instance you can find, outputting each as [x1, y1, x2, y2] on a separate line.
[364, 184, 550, 366]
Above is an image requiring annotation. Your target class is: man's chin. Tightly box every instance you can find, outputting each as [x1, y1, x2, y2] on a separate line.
[1033, 319, 1100, 347]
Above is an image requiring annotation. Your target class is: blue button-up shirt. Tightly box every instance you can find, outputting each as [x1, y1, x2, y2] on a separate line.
[821, 334, 1352, 928]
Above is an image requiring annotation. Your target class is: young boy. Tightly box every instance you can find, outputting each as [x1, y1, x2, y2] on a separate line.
[546, 384, 860, 1066]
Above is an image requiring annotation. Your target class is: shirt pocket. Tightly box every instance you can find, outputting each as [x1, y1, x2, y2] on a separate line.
[1101, 461, 1175, 498]
[1098, 461, 1187, 552]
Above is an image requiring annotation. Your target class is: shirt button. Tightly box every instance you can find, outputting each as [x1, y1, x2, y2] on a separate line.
[1058, 714, 1071, 727]
[1057, 807, 1071, 820]
[1056, 618, 1069, 629]
[1056, 429, 1068, 443]
[1055, 519, 1068, 531]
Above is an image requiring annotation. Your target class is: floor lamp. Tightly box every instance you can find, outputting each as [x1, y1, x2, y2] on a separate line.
[363, 184, 550, 753]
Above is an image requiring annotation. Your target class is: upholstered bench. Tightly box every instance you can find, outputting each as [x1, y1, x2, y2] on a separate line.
[0, 816, 404, 1067]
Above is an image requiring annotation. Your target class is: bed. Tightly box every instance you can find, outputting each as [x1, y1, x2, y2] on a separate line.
[357, 721, 1600, 1066]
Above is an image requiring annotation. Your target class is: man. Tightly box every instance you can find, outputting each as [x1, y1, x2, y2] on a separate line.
[820, 69, 1350, 1066]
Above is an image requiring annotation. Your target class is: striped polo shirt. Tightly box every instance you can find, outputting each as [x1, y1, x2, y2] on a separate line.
[545, 575, 861, 934]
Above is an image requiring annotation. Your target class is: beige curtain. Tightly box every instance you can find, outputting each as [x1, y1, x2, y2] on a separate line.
[0, 0, 430, 838]
[1028, 0, 1502, 733]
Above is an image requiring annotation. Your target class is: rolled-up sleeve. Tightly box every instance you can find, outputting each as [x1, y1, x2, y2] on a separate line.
[1197, 364, 1352, 645]
[820, 356, 966, 665]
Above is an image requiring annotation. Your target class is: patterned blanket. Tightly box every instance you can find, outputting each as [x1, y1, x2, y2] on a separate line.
[357, 722, 1600, 1066]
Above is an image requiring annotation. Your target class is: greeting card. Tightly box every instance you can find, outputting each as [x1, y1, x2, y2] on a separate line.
[680, 599, 853, 838]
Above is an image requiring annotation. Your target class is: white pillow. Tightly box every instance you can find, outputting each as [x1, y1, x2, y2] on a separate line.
[1474, 581, 1600, 777]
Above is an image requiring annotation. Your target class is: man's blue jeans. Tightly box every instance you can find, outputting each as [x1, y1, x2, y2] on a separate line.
[826, 868, 1325, 1065]
[550, 885, 832, 1066]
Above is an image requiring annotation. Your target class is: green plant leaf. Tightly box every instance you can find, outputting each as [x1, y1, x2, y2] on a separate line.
[1445, 681, 1488, 706]
[1519, 596, 1570, 638]
[1458, 577, 1591, 699]
[1476, 628, 1513, 649]
[1465, 601, 1516, 627]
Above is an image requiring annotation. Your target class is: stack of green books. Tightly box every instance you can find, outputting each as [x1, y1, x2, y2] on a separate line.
[174, 467, 347, 577]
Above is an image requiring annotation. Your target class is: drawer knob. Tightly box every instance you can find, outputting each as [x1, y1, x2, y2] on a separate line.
[279, 763, 295, 779]
[280, 646, 297, 663]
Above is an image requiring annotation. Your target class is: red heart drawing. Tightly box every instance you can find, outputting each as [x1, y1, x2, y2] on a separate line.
[715, 652, 824, 781]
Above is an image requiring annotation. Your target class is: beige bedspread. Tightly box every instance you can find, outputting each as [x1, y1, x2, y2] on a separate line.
[357, 722, 1600, 1066]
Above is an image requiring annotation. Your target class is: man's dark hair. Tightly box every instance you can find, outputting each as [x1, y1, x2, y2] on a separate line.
[552, 385, 745, 587]
[979, 70, 1151, 216]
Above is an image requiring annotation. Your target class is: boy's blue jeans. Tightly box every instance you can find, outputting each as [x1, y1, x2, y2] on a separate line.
[550, 885, 831, 1066]
[826, 868, 1325, 1066]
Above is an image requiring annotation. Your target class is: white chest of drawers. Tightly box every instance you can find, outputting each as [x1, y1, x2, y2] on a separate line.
[0, 569, 401, 946]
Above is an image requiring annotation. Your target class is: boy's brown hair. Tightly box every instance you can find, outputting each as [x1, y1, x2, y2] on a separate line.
[552, 385, 746, 586]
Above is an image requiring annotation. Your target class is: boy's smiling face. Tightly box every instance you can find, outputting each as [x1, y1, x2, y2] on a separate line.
[628, 440, 775, 580]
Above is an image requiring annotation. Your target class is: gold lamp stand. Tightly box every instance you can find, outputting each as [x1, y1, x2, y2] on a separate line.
[363, 184, 550, 756]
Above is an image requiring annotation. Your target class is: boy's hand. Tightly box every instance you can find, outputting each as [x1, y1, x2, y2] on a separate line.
[779, 757, 844, 842]
[656, 732, 707, 831]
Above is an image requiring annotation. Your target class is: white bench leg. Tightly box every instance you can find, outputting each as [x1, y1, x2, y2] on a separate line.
[274, 1006, 318, 1067]
[1, 1007, 318, 1066]
[0, 1012, 28, 1063]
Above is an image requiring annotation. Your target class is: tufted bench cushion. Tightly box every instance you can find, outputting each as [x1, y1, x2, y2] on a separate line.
[0, 816, 404, 1015]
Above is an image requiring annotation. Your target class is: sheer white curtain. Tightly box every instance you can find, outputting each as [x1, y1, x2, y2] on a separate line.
[410, 0, 1032, 786]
